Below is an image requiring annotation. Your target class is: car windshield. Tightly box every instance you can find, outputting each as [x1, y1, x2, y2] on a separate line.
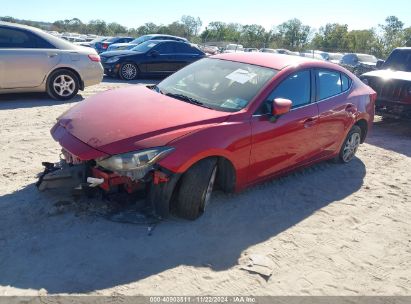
[383, 49, 411, 72]
[157, 58, 278, 112]
[131, 40, 160, 52]
[357, 54, 377, 63]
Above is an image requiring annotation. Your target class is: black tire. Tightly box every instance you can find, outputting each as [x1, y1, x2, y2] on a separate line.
[335, 125, 362, 163]
[175, 158, 218, 220]
[47, 69, 79, 100]
[119, 63, 139, 80]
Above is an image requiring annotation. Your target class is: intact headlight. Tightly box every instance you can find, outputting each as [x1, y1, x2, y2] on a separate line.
[106, 56, 120, 63]
[96, 147, 174, 173]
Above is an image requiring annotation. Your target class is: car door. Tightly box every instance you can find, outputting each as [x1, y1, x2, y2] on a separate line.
[0, 26, 60, 89]
[314, 69, 355, 156]
[249, 70, 321, 183]
[143, 42, 175, 75]
[173, 43, 204, 70]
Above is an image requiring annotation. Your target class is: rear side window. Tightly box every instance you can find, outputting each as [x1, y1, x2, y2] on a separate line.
[341, 74, 351, 91]
[316, 69, 351, 100]
[268, 70, 311, 108]
[0, 27, 55, 49]
[155, 42, 174, 54]
[317, 70, 342, 100]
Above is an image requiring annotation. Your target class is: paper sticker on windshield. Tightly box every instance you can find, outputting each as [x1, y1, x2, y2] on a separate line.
[147, 43, 156, 48]
[225, 69, 257, 84]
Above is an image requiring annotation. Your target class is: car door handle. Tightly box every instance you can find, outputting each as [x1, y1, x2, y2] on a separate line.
[303, 117, 317, 128]
[47, 53, 58, 58]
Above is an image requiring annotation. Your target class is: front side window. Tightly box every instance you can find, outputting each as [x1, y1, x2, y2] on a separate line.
[268, 70, 311, 108]
[157, 58, 277, 112]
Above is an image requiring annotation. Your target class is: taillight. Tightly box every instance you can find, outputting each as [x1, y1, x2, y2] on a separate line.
[88, 54, 101, 62]
[102, 43, 108, 49]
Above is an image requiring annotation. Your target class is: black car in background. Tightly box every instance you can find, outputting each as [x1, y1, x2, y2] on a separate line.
[361, 47, 411, 119]
[101, 40, 206, 80]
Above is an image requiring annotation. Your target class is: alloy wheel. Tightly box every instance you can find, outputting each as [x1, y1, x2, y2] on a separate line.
[53, 75, 75, 97]
[342, 132, 361, 162]
[121, 64, 137, 80]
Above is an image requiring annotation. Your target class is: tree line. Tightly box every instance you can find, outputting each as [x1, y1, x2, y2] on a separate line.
[1, 15, 410, 58]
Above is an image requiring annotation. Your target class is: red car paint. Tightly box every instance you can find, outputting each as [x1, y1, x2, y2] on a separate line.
[52, 53, 375, 192]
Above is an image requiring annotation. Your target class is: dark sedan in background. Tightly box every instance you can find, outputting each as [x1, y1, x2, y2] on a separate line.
[101, 40, 206, 80]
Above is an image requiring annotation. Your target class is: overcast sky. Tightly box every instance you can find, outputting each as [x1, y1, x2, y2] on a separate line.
[1, 0, 410, 31]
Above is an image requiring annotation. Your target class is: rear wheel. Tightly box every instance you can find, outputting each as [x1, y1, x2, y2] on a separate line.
[175, 158, 218, 220]
[47, 69, 79, 100]
[119, 63, 138, 80]
[336, 125, 362, 163]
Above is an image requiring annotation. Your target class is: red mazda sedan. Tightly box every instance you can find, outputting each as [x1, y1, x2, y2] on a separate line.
[40, 53, 376, 220]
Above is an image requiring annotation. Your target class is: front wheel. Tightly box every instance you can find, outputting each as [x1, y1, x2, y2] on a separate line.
[119, 63, 138, 80]
[336, 125, 362, 163]
[175, 158, 218, 220]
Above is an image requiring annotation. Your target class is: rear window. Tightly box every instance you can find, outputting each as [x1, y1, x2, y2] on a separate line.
[384, 49, 411, 72]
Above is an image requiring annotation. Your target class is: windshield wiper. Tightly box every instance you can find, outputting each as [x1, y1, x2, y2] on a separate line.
[165, 93, 212, 109]
[151, 84, 164, 94]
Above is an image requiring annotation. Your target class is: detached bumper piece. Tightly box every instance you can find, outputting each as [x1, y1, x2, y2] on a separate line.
[36, 162, 87, 191]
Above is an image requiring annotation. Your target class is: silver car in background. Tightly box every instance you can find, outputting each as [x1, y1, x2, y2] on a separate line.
[0, 22, 104, 100]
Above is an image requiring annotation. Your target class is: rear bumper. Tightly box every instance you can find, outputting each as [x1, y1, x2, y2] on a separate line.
[81, 63, 104, 87]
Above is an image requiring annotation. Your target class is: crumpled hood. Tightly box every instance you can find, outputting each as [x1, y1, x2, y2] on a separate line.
[56, 86, 231, 155]
[362, 69, 411, 81]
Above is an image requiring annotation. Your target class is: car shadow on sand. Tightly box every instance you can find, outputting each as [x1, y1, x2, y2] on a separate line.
[0, 93, 84, 110]
[0, 158, 366, 294]
[366, 118, 411, 157]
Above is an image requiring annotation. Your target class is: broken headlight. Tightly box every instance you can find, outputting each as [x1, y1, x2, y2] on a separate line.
[96, 147, 174, 180]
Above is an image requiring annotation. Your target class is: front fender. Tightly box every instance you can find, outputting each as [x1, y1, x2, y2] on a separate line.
[157, 119, 252, 190]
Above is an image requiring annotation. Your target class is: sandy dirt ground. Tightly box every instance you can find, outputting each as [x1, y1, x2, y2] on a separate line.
[0, 78, 410, 296]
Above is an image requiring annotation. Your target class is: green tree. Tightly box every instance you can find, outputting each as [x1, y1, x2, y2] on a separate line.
[181, 15, 202, 39]
[379, 16, 404, 56]
[311, 23, 349, 51]
[276, 19, 311, 50]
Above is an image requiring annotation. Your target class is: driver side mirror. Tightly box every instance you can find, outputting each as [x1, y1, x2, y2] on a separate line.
[272, 98, 292, 116]
[376, 59, 385, 69]
[149, 50, 160, 57]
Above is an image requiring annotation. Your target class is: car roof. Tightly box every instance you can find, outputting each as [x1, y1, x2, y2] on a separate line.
[147, 39, 191, 44]
[212, 52, 325, 70]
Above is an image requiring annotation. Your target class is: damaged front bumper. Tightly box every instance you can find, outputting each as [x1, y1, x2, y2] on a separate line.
[36, 159, 180, 218]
